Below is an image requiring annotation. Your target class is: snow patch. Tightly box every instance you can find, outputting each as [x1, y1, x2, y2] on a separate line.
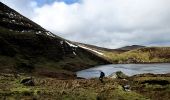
[11, 20, 15, 23]
[35, 31, 42, 34]
[21, 30, 25, 33]
[21, 30, 32, 33]
[45, 31, 56, 37]
[78, 45, 104, 56]
[8, 13, 15, 18]
[65, 41, 78, 48]
[60, 41, 64, 45]
[73, 51, 77, 55]
[35, 31, 39, 34]
[20, 22, 24, 25]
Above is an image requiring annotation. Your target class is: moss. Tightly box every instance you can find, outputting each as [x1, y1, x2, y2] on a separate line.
[11, 87, 32, 95]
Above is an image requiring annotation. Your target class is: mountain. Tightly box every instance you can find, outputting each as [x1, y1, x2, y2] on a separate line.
[0, 2, 110, 79]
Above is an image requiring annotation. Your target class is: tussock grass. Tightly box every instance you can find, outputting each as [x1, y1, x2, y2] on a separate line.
[0, 74, 149, 100]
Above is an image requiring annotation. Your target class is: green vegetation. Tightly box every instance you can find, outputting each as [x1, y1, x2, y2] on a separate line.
[0, 73, 149, 100]
[1, 73, 170, 100]
[129, 73, 170, 100]
[104, 47, 170, 63]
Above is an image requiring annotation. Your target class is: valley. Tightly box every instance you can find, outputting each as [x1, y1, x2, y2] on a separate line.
[0, 2, 170, 100]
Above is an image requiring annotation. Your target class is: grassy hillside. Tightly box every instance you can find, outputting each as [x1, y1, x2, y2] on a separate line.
[74, 42, 170, 64]
[104, 47, 170, 63]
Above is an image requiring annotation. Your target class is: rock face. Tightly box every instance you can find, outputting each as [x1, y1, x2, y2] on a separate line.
[109, 71, 128, 79]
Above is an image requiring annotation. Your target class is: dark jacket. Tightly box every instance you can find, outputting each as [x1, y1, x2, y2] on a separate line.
[100, 71, 105, 78]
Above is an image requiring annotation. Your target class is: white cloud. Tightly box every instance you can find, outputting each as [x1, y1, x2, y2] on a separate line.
[1, 0, 170, 48]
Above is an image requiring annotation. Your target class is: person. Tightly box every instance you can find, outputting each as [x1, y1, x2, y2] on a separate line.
[99, 71, 105, 83]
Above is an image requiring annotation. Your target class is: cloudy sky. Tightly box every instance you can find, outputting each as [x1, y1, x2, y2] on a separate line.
[1, 0, 170, 48]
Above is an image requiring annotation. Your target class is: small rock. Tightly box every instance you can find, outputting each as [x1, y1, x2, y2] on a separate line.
[21, 77, 35, 86]
[123, 85, 131, 92]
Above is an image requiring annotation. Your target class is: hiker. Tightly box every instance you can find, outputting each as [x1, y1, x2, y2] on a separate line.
[99, 71, 105, 83]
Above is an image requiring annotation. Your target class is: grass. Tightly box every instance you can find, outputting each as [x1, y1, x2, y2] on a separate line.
[0, 73, 150, 100]
[126, 74, 170, 100]
[104, 47, 170, 63]
[1, 73, 170, 99]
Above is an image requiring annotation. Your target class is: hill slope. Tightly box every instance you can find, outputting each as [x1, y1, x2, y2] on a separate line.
[74, 42, 170, 63]
[104, 47, 170, 63]
[0, 2, 110, 78]
[118, 45, 146, 51]
[74, 43, 170, 63]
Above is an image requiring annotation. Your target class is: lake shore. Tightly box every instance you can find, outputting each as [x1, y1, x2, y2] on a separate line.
[77, 63, 170, 79]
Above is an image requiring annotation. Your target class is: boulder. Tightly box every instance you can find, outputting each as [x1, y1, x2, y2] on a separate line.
[109, 71, 128, 79]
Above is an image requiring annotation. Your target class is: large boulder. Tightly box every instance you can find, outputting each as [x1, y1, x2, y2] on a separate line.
[109, 71, 128, 79]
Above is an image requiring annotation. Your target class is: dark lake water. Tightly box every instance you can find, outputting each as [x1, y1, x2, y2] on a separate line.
[76, 63, 170, 79]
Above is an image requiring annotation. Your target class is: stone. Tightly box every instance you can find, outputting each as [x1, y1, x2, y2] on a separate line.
[109, 71, 128, 79]
[123, 85, 131, 92]
[21, 77, 35, 86]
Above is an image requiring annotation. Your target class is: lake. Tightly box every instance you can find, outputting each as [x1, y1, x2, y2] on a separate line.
[76, 63, 170, 79]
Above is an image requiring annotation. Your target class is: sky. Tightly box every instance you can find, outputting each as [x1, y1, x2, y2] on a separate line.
[1, 0, 170, 48]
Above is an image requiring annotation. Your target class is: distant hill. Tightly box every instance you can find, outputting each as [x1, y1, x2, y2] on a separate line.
[118, 45, 146, 51]
[74, 42, 127, 53]
[74, 41, 169, 64]
[0, 2, 110, 79]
